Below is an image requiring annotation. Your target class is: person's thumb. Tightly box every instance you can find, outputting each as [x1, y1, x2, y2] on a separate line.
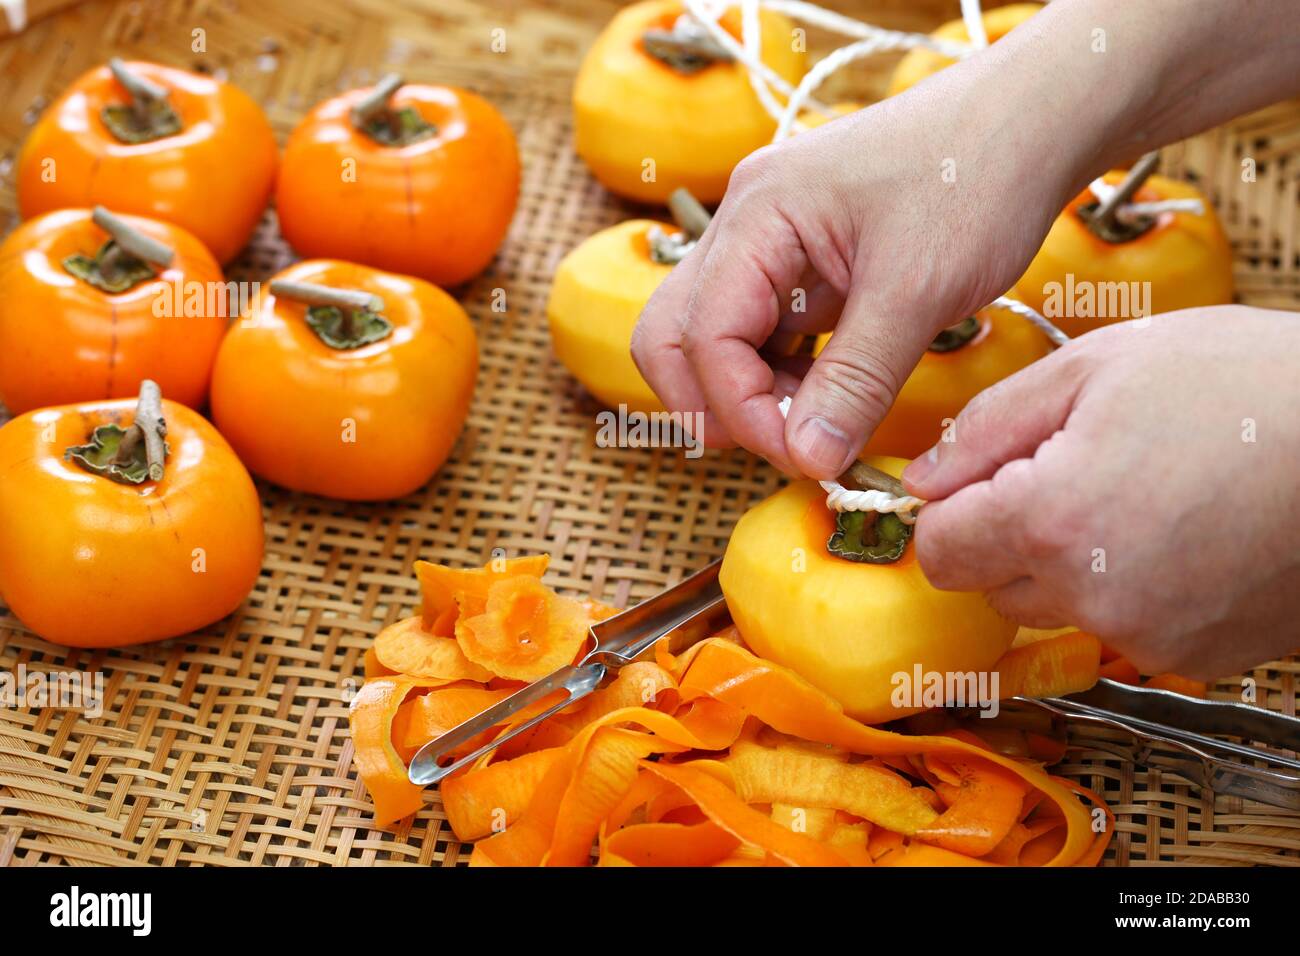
[902, 345, 1088, 500]
[783, 290, 938, 480]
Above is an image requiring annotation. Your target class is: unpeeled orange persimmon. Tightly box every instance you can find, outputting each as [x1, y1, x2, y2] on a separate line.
[0, 207, 227, 414]
[17, 59, 277, 264]
[0, 380, 263, 648]
[276, 74, 519, 287]
[209, 259, 478, 500]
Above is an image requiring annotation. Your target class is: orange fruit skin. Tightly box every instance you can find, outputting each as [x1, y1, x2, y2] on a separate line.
[276, 84, 520, 288]
[209, 259, 478, 501]
[720, 471, 1015, 724]
[17, 61, 278, 264]
[0, 208, 228, 414]
[1015, 173, 1234, 335]
[0, 397, 263, 648]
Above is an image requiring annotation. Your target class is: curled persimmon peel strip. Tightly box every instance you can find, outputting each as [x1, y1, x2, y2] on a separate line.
[352, 558, 1110, 866]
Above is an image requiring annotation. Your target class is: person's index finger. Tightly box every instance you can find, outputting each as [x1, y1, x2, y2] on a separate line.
[630, 231, 712, 414]
[678, 221, 807, 472]
[690, 320, 795, 471]
[913, 477, 1030, 592]
[902, 342, 1088, 500]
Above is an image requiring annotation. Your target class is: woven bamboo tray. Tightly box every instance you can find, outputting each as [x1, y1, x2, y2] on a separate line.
[0, 0, 1297, 867]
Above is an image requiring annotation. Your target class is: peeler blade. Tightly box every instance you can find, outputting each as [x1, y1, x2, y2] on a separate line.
[407, 559, 729, 787]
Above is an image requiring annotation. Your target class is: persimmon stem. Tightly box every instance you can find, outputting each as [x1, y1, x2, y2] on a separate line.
[648, 189, 711, 265]
[351, 73, 403, 128]
[114, 379, 167, 481]
[841, 461, 908, 499]
[642, 28, 732, 67]
[270, 279, 389, 346]
[270, 279, 384, 313]
[1089, 150, 1159, 232]
[108, 57, 168, 113]
[92, 206, 174, 268]
[668, 187, 712, 240]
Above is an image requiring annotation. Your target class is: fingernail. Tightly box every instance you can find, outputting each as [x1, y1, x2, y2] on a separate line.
[792, 416, 854, 478]
[903, 444, 940, 486]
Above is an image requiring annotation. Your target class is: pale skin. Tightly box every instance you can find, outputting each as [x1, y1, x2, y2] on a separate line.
[631, 0, 1300, 677]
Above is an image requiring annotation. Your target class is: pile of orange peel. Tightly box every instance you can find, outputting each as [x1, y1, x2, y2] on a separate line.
[349, 555, 1204, 866]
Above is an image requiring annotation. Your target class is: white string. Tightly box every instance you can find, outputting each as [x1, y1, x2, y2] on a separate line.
[673, 2, 1088, 518]
[1086, 177, 1205, 221]
[682, 0, 837, 118]
[960, 0, 990, 48]
[774, 34, 919, 141]
[690, 1, 1199, 229]
[776, 397, 925, 522]
[779, 295, 1067, 519]
[739, 0, 790, 128]
[991, 295, 1070, 348]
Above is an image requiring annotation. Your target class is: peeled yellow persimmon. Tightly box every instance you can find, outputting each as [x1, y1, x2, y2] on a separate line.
[547, 219, 670, 413]
[814, 302, 1051, 459]
[719, 467, 1016, 724]
[1015, 172, 1233, 336]
[574, 0, 804, 203]
[887, 3, 1043, 96]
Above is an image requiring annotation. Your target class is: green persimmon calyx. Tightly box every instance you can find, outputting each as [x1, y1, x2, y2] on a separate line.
[306, 304, 393, 349]
[825, 462, 914, 563]
[64, 241, 156, 293]
[102, 58, 181, 144]
[269, 279, 393, 349]
[67, 379, 169, 485]
[65, 206, 175, 293]
[351, 72, 435, 146]
[826, 510, 913, 564]
[928, 316, 981, 353]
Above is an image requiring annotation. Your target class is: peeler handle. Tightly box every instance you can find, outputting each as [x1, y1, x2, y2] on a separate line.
[1061, 678, 1300, 751]
[407, 662, 606, 786]
[1029, 687, 1300, 810]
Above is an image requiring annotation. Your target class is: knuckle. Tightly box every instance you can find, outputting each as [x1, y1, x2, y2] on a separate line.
[628, 316, 655, 368]
[678, 315, 709, 362]
[727, 147, 777, 194]
[814, 343, 902, 425]
[913, 512, 954, 586]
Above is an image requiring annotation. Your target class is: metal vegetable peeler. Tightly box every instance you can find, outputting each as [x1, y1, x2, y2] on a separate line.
[408, 560, 1300, 810]
[1022, 681, 1300, 809]
[407, 559, 729, 786]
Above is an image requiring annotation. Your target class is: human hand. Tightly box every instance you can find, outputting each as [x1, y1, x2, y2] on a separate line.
[905, 306, 1300, 679]
[630, 0, 1300, 481]
[630, 63, 1083, 478]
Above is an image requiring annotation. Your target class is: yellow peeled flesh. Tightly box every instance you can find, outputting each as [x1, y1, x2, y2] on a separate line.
[719, 466, 1016, 724]
[573, 1, 806, 203]
[547, 219, 671, 413]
